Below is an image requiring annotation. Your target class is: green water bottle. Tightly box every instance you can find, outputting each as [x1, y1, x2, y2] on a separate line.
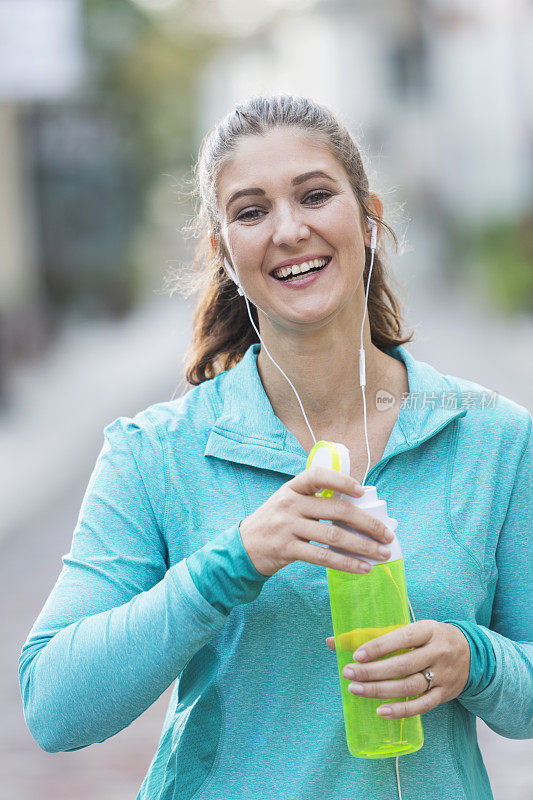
[306, 440, 424, 759]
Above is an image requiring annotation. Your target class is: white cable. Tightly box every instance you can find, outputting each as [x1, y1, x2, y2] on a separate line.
[395, 757, 404, 800]
[249, 284, 411, 800]
[226, 224, 420, 798]
[395, 596, 417, 799]
[225, 221, 376, 457]
[360, 384, 370, 487]
[360, 242, 376, 486]
[242, 296, 318, 447]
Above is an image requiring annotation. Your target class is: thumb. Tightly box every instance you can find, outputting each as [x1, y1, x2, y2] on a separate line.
[325, 635, 336, 651]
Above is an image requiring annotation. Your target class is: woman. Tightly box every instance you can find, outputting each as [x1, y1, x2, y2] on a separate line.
[19, 95, 532, 800]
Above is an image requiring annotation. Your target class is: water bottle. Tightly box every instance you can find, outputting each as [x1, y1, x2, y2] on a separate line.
[306, 440, 424, 759]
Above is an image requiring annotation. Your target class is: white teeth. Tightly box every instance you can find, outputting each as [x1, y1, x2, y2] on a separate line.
[273, 257, 329, 280]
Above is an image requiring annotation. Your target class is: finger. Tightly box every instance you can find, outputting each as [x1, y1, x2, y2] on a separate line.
[326, 636, 336, 650]
[299, 518, 392, 563]
[347, 672, 427, 700]
[345, 647, 435, 682]
[376, 687, 443, 719]
[287, 536, 372, 575]
[353, 620, 435, 662]
[300, 494, 394, 545]
[293, 465, 363, 499]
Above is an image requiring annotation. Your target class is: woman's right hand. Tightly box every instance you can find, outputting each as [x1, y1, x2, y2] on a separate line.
[238, 466, 395, 578]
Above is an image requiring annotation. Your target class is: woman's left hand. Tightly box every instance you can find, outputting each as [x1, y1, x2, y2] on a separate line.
[325, 620, 470, 719]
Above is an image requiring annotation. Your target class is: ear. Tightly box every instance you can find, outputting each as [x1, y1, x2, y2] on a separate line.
[364, 194, 383, 247]
[210, 235, 228, 265]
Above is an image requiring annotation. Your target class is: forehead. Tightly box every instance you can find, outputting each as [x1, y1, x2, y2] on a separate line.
[217, 128, 344, 201]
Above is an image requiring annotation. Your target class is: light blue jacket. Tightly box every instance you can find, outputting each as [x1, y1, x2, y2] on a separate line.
[19, 343, 533, 800]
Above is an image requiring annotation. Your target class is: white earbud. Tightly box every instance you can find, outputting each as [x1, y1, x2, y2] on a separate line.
[223, 257, 244, 296]
[366, 215, 378, 250]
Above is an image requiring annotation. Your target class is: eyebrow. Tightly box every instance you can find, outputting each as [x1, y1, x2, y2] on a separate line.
[225, 170, 339, 211]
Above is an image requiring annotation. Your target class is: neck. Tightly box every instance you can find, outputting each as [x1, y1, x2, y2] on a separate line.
[255, 292, 400, 448]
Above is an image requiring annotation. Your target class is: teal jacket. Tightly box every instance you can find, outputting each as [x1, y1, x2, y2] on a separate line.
[19, 343, 533, 800]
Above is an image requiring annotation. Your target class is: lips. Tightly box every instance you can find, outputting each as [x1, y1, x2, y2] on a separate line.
[271, 256, 332, 282]
[269, 254, 332, 276]
[269, 256, 333, 287]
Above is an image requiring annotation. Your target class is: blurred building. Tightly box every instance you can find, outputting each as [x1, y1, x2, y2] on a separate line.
[0, 0, 84, 401]
[0, 0, 145, 406]
[198, 0, 533, 272]
[2, 0, 532, 405]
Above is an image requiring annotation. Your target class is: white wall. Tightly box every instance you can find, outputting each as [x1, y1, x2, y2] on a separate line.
[197, 0, 533, 227]
[0, 0, 84, 102]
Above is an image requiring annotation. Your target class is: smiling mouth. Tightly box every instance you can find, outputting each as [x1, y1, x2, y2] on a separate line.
[272, 256, 332, 281]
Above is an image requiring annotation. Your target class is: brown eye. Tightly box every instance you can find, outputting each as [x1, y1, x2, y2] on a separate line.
[236, 208, 263, 221]
[235, 189, 331, 222]
[305, 190, 331, 204]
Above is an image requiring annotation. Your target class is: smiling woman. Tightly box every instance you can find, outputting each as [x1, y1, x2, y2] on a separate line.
[172, 94, 414, 385]
[19, 94, 532, 800]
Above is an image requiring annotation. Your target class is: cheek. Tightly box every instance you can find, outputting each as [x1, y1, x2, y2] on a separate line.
[316, 206, 363, 253]
[227, 229, 268, 275]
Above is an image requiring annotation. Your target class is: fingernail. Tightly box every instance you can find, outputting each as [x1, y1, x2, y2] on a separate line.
[378, 546, 391, 558]
[354, 649, 367, 661]
[343, 667, 355, 679]
[349, 683, 364, 694]
[377, 706, 392, 716]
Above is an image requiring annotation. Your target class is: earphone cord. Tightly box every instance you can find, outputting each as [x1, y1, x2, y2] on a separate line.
[359, 243, 375, 486]
[229, 233, 411, 800]
[394, 596, 417, 800]
[242, 299, 318, 448]
[237, 240, 375, 463]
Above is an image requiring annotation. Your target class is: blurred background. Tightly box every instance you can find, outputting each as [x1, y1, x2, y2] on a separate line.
[1, 0, 532, 797]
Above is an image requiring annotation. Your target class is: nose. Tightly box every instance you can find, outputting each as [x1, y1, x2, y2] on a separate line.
[271, 202, 310, 248]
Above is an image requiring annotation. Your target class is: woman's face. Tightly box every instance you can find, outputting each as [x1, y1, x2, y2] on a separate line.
[218, 127, 378, 331]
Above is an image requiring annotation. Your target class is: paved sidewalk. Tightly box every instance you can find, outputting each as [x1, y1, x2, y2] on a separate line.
[2, 294, 190, 799]
[0, 294, 192, 539]
[2, 475, 173, 800]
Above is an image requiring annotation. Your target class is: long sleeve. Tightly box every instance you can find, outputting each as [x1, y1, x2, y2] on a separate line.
[18, 414, 231, 753]
[448, 415, 533, 738]
[185, 522, 270, 615]
[443, 620, 496, 696]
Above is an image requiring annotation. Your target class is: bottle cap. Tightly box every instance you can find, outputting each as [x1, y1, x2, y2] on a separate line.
[306, 440, 402, 566]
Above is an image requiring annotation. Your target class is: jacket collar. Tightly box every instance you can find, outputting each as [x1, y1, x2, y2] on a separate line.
[205, 342, 467, 476]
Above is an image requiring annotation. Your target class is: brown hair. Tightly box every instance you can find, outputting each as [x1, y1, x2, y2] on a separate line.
[168, 93, 414, 389]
